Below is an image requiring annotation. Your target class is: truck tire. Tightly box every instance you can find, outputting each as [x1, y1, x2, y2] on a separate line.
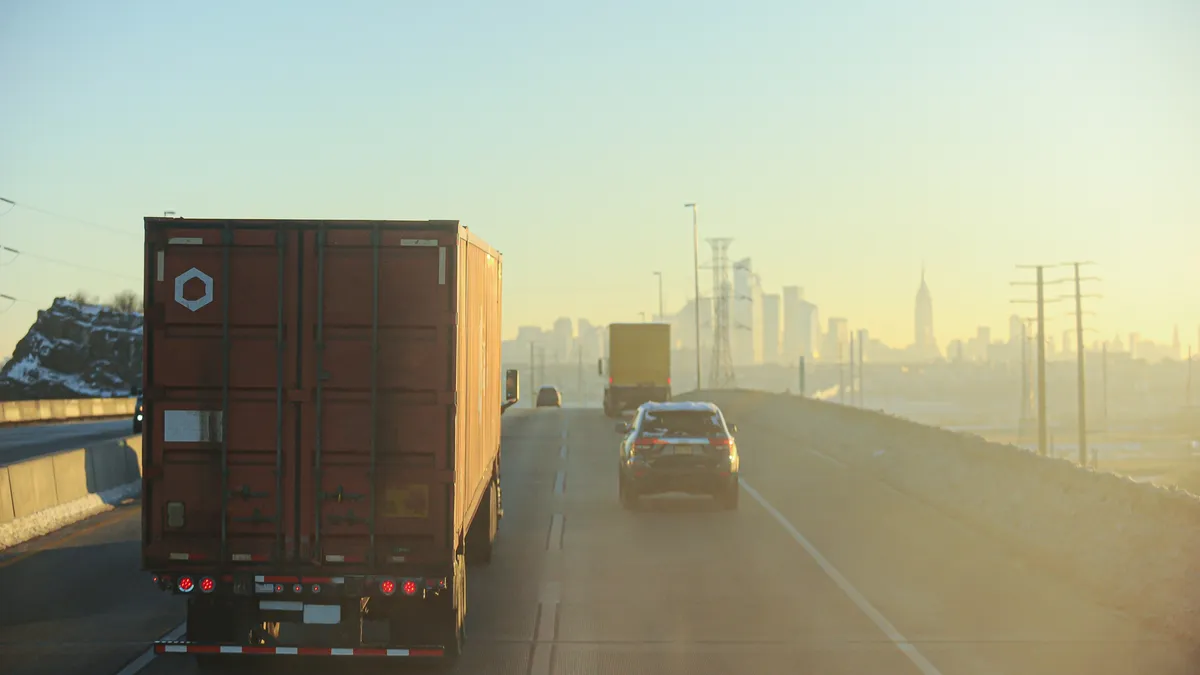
[441, 555, 467, 663]
[188, 597, 234, 672]
[465, 478, 498, 564]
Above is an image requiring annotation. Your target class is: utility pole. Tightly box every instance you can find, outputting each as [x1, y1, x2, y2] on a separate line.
[684, 203, 702, 391]
[799, 356, 806, 397]
[1012, 265, 1068, 457]
[578, 348, 583, 405]
[653, 271, 664, 322]
[1060, 261, 1101, 466]
[1035, 266, 1048, 457]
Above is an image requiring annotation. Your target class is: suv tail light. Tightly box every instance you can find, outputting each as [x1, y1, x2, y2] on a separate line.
[709, 438, 732, 446]
[633, 438, 665, 451]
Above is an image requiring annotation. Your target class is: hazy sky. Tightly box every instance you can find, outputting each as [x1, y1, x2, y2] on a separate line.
[1, 0, 1197, 360]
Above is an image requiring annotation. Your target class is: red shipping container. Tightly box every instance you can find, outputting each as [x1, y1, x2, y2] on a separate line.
[140, 218, 514, 662]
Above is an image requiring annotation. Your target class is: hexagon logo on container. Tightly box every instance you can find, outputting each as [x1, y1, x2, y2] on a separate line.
[175, 267, 214, 312]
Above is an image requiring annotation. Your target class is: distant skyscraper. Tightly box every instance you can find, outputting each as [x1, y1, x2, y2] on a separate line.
[761, 293, 781, 364]
[552, 317, 572, 363]
[823, 318, 849, 362]
[782, 286, 801, 361]
[1009, 315, 1023, 344]
[732, 259, 756, 366]
[913, 267, 939, 359]
[782, 286, 819, 362]
[576, 319, 599, 363]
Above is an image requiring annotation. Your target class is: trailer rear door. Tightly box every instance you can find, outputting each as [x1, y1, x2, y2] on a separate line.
[143, 220, 460, 569]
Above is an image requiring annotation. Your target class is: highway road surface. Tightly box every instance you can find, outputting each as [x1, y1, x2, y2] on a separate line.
[0, 419, 133, 465]
[0, 407, 1195, 675]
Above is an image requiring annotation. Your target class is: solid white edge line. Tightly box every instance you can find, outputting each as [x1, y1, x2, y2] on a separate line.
[741, 479, 945, 675]
[113, 621, 186, 675]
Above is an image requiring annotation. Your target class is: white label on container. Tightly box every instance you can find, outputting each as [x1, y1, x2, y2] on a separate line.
[163, 410, 224, 442]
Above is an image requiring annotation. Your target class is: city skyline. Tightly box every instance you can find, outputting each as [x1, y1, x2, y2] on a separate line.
[503, 264, 1198, 367]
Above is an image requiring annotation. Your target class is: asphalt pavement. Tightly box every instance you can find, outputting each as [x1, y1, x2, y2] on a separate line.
[0, 406, 1195, 675]
[0, 419, 134, 465]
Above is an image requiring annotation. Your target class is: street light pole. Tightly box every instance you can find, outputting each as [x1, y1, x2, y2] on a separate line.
[684, 203, 702, 391]
[653, 271, 664, 321]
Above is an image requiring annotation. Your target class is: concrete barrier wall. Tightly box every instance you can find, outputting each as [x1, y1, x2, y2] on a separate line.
[0, 397, 137, 427]
[0, 435, 142, 525]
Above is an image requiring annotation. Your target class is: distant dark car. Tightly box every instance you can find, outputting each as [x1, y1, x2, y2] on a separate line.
[535, 385, 562, 408]
[615, 401, 739, 510]
[133, 392, 144, 434]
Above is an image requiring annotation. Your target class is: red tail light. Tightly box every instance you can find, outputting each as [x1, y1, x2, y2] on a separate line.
[633, 438, 666, 450]
[709, 438, 732, 446]
[402, 580, 418, 596]
[275, 584, 284, 593]
[312, 584, 322, 594]
[380, 579, 396, 595]
[667, 377, 671, 385]
[608, 377, 613, 385]
[293, 584, 303, 594]
[178, 576, 194, 593]
[200, 577, 215, 593]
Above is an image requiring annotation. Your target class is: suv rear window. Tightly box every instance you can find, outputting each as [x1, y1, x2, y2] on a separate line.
[639, 409, 724, 437]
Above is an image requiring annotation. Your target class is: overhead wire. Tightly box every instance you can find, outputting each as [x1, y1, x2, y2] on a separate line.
[0, 196, 140, 239]
[0, 195, 143, 283]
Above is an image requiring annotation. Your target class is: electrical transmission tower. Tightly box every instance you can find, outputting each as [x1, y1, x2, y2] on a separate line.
[705, 238, 736, 388]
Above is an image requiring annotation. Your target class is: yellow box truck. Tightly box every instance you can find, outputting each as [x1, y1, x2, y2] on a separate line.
[599, 323, 671, 417]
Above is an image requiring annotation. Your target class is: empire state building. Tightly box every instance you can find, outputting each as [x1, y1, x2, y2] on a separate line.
[913, 267, 940, 359]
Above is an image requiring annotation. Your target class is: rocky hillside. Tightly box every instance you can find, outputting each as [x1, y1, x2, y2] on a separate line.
[0, 298, 142, 400]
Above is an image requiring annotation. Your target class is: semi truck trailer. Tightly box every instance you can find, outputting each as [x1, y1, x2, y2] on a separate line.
[600, 322, 671, 417]
[139, 218, 517, 667]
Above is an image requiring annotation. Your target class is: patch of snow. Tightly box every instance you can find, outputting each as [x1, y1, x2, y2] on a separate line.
[688, 389, 1200, 643]
[0, 479, 141, 551]
[2, 354, 114, 397]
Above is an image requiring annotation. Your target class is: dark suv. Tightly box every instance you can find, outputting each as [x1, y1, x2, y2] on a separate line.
[536, 385, 562, 408]
[615, 401, 739, 510]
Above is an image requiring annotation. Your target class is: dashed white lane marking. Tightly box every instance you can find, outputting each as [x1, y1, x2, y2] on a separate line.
[114, 622, 185, 675]
[553, 470, 566, 495]
[546, 513, 564, 551]
[741, 479, 945, 675]
[559, 444, 567, 460]
[530, 585, 560, 675]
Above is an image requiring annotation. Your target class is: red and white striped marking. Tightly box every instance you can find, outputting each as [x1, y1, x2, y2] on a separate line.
[153, 643, 444, 657]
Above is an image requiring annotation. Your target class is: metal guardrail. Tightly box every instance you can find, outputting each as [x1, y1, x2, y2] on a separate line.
[0, 397, 137, 427]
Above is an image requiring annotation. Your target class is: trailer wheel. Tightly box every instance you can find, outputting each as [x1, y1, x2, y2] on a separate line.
[466, 478, 498, 564]
[441, 556, 467, 663]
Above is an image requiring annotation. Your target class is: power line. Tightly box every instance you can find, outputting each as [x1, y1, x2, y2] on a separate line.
[0, 196, 140, 239]
[0, 244, 141, 282]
